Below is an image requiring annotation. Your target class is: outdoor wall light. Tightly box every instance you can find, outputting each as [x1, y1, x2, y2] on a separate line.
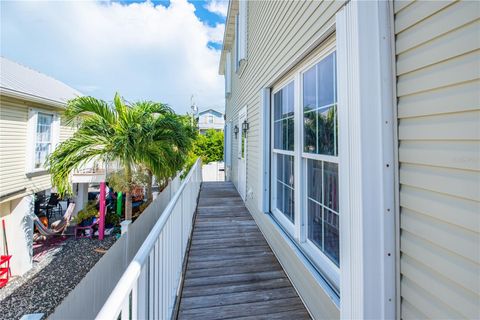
[242, 120, 249, 134]
[234, 125, 239, 138]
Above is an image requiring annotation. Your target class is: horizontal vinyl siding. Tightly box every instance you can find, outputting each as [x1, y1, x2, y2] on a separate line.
[225, 1, 345, 318]
[0, 96, 75, 203]
[0, 100, 30, 198]
[394, 1, 480, 319]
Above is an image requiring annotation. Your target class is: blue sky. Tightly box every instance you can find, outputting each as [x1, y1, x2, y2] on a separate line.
[0, 0, 228, 114]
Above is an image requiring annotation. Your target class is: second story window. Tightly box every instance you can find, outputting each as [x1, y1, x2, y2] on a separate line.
[26, 108, 60, 173]
[235, 0, 248, 72]
[35, 113, 54, 169]
[208, 115, 214, 124]
[225, 51, 232, 96]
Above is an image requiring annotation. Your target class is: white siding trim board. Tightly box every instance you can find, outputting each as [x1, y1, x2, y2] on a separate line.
[336, 1, 396, 318]
[261, 88, 270, 213]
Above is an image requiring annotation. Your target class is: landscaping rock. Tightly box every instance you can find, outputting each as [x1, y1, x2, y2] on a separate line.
[0, 236, 116, 320]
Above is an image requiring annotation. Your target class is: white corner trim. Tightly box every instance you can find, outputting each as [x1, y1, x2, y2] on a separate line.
[261, 88, 271, 213]
[336, 1, 396, 319]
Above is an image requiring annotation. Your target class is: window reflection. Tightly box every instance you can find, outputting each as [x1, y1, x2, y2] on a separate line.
[303, 52, 337, 156]
[307, 159, 339, 266]
[303, 51, 339, 267]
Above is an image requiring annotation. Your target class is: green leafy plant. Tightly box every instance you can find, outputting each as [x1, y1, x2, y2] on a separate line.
[73, 201, 99, 224]
[105, 212, 120, 227]
[192, 129, 224, 164]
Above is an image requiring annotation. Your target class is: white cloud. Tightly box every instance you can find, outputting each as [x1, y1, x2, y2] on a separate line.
[206, 23, 225, 44]
[0, 0, 225, 114]
[204, 0, 228, 18]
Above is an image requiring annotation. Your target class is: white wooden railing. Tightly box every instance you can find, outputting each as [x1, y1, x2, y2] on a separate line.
[96, 158, 202, 320]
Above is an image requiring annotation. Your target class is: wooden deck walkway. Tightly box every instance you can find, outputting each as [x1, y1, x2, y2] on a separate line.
[176, 182, 311, 320]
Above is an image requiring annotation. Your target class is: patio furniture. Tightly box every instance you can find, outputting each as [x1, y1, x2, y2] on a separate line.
[33, 203, 75, 239]
[0, 255, 12, 288]
[44, 193, 63, 220]
[74, 218, 99, 239]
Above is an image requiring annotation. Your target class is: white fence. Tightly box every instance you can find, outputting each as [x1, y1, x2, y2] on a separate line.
[202, 161, 225, 182]
[49, 159, 202, 320]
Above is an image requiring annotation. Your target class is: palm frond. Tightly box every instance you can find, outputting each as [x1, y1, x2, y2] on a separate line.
[64, 96, 116, 125]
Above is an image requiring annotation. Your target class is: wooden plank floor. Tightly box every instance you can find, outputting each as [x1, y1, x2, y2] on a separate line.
[177, 182, 311, 320]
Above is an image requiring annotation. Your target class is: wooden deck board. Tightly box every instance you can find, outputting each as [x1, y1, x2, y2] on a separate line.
[177, 182, 311, 320]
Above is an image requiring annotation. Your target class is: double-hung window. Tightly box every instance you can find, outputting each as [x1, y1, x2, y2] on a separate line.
[302, 51, 339, 267]
[35, 113, 54, 169]
[235, 1, 247, 73]
[271, 82, 295, 230]
[26, 109, 59, 173]
[270, 43, 339, 290]
[225, 51, 232, 96]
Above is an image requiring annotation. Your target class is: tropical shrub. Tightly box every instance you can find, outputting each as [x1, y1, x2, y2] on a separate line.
[105, 212, 120, 227]
[193, 129, 224, 164]
[73, 201, 98, 224]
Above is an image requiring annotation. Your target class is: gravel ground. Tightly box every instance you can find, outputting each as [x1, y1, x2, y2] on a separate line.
[0, 236, 116, 320]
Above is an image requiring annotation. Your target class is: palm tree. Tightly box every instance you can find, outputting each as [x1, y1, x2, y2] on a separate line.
[48, 93, 192, 220]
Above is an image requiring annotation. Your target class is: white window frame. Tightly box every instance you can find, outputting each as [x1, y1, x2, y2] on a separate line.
[270, 43, 341, 290]
[26, 108, 60, 173]
[270, 80, 296, 236]
[298, 44, 340, 288]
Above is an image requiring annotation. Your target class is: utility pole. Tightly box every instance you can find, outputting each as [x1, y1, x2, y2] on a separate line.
[190, 94, 198, 127]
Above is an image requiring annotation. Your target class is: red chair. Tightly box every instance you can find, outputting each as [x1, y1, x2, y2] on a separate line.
[0, 255, 12, 288]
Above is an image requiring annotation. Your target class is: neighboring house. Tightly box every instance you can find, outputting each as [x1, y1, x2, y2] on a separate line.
[0, 57, 81, 275]
[196, 108, 225, 133]
[220, 1, 479, 319]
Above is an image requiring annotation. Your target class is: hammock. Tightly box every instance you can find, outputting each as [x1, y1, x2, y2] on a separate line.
[33, 203, 75, 237]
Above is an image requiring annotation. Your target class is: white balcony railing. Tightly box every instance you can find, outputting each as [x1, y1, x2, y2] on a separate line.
[96, 158, 202, 320]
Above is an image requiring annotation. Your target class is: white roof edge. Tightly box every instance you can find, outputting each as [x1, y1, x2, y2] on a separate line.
[0, 87, 68, 109]
[0, 57, 82, 105]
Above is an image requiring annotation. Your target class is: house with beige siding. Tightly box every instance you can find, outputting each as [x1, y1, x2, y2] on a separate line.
[0, 57, 81, 275]
[220, 1, 479, 319]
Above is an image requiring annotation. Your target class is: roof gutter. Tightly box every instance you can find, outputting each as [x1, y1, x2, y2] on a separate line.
[0, 87, 68, 109]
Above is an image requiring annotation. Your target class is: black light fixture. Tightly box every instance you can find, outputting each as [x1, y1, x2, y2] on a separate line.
[234, 125, 239, 138]
[242, 120, 249, 134]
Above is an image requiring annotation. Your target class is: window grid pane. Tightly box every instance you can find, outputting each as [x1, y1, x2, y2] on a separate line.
[307, 159, 339, 266]
[273, 82, 294, 151]
[303, 52, 337, 156]
[35, 113, 53, 169]
[274, 154, 295, 223]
